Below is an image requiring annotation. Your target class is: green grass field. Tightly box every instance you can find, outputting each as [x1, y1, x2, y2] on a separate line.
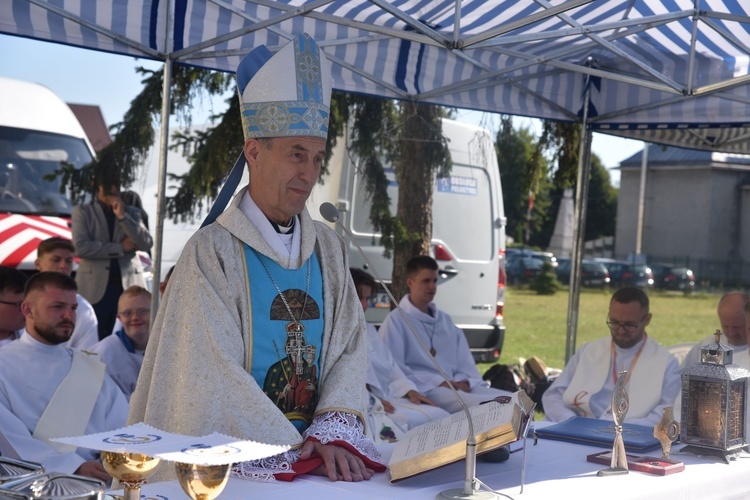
[479, 287, 723, 373]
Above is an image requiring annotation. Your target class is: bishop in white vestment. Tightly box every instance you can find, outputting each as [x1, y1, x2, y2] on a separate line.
[129, 34, 384, 483]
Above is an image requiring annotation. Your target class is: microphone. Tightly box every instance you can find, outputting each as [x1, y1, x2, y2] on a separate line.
[320, 202, 492, 500]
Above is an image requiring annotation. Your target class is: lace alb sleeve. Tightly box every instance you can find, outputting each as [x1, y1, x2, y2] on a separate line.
[231, 411, 382, 482]
[303, 410, 382, 463]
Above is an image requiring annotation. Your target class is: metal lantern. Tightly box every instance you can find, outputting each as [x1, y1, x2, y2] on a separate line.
[680, 330, 750, 463]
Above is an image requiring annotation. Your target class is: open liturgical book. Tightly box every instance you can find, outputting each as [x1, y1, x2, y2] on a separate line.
[388, 391, 535, 481]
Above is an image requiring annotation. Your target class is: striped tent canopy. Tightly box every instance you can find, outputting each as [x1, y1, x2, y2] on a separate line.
[2, 0, 750, 152]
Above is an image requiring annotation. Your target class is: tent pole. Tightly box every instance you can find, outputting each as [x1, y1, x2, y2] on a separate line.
[150, 58, 172, 321]
[150, 0, 175, 322]
[564, 82, 594, 364]
[635, 143, 649, 254]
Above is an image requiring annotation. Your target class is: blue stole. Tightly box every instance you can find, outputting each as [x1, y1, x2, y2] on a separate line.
[115, 329, 136, 353]
[243, 245, 324, 433]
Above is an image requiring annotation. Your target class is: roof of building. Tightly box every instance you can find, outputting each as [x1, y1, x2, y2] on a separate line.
[67, 103, 112, 153]
[619, 144, 750, 168]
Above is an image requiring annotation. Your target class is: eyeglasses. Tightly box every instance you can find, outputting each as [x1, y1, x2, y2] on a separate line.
[118, 308, 150, 319]
[0, 300, 22, 310]
[606, 315, 647, 333]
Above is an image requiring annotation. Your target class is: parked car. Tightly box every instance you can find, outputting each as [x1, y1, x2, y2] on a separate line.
[594, 259, 654, 289]
[650, 263, 696, 291]
[556, 258, 611, 288]
[506, 256, 545, 285]
[506, 248, 558, 268]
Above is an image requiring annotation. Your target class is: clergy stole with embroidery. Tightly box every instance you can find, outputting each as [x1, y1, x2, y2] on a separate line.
[244, 246, 324, 433]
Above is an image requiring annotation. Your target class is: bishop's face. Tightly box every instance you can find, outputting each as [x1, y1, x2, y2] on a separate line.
[607, 300, 651, 349]
[22, 286, 77, 345]
[245, 136, 326, 225]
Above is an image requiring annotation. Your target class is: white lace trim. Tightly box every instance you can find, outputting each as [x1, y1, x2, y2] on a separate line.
[303, 411, 382, 463]
[231, 449, 301, 482]
[230, 411, 382, 482]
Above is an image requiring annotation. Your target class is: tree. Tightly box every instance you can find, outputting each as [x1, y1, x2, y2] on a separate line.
[495, 120, 552, 246]
[495, 119, 617, 249]
[54, 64, 452, 304]
[538, 153, 617, 247]
[334, 97, 451, 300]
[584, 154, 617, 240]
[390, 101, 451, 299]
[51, 66, 232, 204]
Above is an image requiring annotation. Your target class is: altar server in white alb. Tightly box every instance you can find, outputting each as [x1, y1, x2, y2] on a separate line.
[0, 272, 128, 482]
[33, 237, 99, 349]
[379, 256, 512, 414]
[90, 286, 151, 400]
[542, 287, 680, 426]
[129, 33, 385, 483]
[350, 268, 449, 439]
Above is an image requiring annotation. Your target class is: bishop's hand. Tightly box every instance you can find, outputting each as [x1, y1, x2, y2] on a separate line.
[300, 440, 375, 482]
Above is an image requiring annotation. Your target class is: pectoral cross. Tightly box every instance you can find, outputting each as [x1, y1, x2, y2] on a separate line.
[286, 321, 316, 375]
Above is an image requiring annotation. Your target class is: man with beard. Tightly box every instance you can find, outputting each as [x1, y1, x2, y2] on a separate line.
[33, 237, 98, 349]
[542, 287, 680, 426]
[0, 272, 128, 481]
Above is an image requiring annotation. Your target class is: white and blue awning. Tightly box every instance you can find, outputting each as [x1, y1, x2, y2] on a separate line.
[2, 0, 750, 152]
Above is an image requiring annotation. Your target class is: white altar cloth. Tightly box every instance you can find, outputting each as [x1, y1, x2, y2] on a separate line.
[111, 425, 750, 500]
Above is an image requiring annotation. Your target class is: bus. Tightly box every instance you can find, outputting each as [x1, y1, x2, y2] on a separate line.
[0, 77, 95, 271]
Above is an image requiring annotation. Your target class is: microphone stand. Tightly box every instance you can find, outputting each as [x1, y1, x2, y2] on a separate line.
[319, 202, 499, 500]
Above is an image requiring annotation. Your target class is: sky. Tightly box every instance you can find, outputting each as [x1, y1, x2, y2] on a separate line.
[0, 34, 646, 186]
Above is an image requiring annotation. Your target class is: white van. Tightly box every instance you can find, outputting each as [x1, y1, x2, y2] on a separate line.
[309, 118, 507, 362]
[0, 77, 95, 271]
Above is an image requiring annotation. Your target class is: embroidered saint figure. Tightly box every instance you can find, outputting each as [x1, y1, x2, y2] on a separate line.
[263, 289, 321, 429]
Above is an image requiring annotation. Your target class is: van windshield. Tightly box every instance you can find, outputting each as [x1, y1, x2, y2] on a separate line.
[0, 126, 92, 216]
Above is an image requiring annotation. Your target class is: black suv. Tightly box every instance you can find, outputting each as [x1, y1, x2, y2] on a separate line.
[650, 263, 696, 291]
[556, 258, 611, 288]
[594, 259, 654, 289]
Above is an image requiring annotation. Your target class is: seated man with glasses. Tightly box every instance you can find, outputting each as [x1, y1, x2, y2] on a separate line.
[542, 287, 680, 426]
[0, 266, 27, 347]
[90, 286, 151, 400]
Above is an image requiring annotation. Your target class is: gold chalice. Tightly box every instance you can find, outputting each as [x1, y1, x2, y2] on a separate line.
[101, 451, 161, 500]
[175, 462, 231, 500]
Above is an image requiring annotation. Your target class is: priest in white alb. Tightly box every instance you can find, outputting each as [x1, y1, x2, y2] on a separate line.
[129, 33, 385, 483]
[542, 287, 680, 426]
[0, 272, 128, 482]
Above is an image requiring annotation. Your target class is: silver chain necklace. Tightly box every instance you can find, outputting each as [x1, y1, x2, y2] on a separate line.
[420, 321, 437, 356]
[254, 249, 314, 375]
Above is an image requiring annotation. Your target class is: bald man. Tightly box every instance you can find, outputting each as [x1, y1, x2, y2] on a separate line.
[681, 292, 749, 368]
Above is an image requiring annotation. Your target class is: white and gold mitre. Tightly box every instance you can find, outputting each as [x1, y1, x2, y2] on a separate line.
[236, 33, 332, 141]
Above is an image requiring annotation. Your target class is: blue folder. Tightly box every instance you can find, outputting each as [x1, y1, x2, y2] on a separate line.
[535, 417, 661, 453]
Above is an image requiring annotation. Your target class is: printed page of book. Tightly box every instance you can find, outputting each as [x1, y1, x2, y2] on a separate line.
[387, 392, 534, 481]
